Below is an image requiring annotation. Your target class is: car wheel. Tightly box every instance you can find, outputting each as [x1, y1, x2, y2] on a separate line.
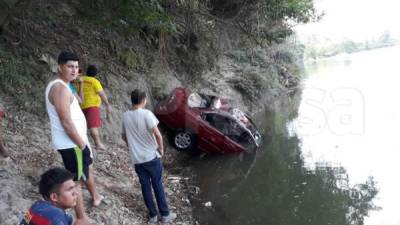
[173, 130, 195, 152]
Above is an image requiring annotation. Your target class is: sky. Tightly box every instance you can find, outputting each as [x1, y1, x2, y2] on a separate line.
[295, 0, 400, 42]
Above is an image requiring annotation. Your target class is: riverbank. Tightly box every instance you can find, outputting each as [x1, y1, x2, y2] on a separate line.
[303, 44, 400, 64]
[0, 1, 306, 224]
[0, 95, 199, 224]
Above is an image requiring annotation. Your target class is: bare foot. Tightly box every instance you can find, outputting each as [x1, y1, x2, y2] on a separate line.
[74, 216, 93, 225]
[93, 194, 105, 207]
[95, 144, 106, 151]
[74, 218, 103, 225]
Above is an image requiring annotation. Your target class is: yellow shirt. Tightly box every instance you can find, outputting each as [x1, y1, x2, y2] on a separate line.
[81, 76, 103, 109]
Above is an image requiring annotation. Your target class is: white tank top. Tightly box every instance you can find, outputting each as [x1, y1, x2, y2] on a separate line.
[45, 79, 88, 150]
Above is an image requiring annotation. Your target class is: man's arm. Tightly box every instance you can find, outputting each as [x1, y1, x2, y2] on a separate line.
[98, 91, 111, 114]
[121, 133, 127, 145]
[50, 84, 86, 149]
[121, 120, 128, 145]
[152, 126, 164, 156]
[73, 93, 83, 104]
[77, 78, 84, 103]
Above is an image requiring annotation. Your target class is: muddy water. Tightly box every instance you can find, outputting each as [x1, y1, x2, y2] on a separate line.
[189, 46, 400, 225]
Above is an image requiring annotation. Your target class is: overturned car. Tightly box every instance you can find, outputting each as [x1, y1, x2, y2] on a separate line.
[155, 87, 261, 154]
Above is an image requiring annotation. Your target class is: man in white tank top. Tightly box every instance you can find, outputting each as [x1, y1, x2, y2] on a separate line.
[45, 52, 103, 224]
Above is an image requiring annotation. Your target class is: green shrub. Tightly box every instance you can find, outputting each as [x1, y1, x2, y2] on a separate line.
[119, 49, 145, 70]
[229, 70, 269, 101]
[80, 0, 177, 35]
[0, 48, 46, 115]
[209, 0, 318, 44]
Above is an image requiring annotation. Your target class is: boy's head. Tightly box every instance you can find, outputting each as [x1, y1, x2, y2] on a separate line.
[39, 168, 77, 209]
[131, 89, 147, 105]
[86, 65, 97, 77]
[57, 52, 79, 82]
[57, 52, 79, 65]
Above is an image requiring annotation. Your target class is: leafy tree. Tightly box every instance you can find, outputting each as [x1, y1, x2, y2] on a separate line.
[208, 0, 319, 45]
[341, 39, 359, 53]
[79, 0, 318, 46]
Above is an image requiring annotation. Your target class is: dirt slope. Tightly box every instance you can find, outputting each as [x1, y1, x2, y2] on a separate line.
[0, 95, 199, 224]
[0, 1, 302, 224]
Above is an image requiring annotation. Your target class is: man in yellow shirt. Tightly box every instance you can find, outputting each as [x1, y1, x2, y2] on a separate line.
[81, 65, 111, 150]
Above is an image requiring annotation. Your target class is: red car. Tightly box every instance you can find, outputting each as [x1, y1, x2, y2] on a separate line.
[155, 87, 261, 154]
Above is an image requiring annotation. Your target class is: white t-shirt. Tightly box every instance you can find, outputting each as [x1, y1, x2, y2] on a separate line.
[122, 108, 161, 164]
[45, 79, 89, 150]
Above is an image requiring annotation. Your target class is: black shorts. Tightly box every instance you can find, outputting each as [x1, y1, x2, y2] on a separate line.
[57, 146, 93, 181]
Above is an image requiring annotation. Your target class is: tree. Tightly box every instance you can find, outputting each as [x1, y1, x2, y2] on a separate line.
[341, 39, 359, 53]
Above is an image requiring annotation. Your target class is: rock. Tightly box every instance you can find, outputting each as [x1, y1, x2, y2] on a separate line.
[165, 187, 173, 196]
[38, 53, 57, 73]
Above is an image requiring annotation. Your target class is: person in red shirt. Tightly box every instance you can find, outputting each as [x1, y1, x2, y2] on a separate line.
[0, 108, 9, 158]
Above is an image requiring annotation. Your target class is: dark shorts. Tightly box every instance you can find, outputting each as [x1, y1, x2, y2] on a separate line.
[82, 107, 101, 128]
[57, 146, 93, 181]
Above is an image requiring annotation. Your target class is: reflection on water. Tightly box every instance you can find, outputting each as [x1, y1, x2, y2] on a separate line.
[190, 92, 378, 225]
[189, 46, 400, 225]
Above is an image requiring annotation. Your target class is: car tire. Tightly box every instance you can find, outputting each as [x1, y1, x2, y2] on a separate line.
[172, 130, 196, 152]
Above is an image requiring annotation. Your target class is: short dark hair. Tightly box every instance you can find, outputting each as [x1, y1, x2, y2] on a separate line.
[86, 65, 97, 77]
[131, 89, 147, 105]
[57, 51, 79, 65]
[39, 168, 74, 200]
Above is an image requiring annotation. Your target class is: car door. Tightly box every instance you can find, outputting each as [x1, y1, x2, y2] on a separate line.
[197, 113, 226, 153]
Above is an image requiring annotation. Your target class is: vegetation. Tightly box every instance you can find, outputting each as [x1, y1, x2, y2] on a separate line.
[227, 38, 304, 101]
[80, 0, 176, 35]
[76, 0, 318, 80]
[0, 0, 317, 112]
[78, 0, 318, 45]
[0, 47, 46, 114]
[304, 31, 399, 60]
[0, 2, 380, 224]
[208, 0, 319, 44]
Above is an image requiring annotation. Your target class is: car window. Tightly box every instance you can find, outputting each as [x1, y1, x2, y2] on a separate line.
[226, 121, 254, 146]
[235, 130, 255, 148]
[205, 113, 230, 134]
[187, 93, 207, 108]
[204, 113, 257, 148]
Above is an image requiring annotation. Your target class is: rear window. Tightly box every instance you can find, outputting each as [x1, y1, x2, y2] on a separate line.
[187, 93, 207, 108]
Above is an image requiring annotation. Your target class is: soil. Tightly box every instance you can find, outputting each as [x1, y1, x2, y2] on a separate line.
[0, 1, 302, 224]
[0, 96, 199, 225]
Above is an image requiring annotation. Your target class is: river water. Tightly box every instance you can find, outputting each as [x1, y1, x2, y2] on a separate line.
[190, 45, 400, 225]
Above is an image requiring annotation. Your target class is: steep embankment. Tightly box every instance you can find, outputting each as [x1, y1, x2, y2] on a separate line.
[0, 1, 306, 224]
[0, 98, 196, 224]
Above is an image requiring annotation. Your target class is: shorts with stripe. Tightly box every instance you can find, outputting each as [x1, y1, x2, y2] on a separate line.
[57, 145, 93, 181]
